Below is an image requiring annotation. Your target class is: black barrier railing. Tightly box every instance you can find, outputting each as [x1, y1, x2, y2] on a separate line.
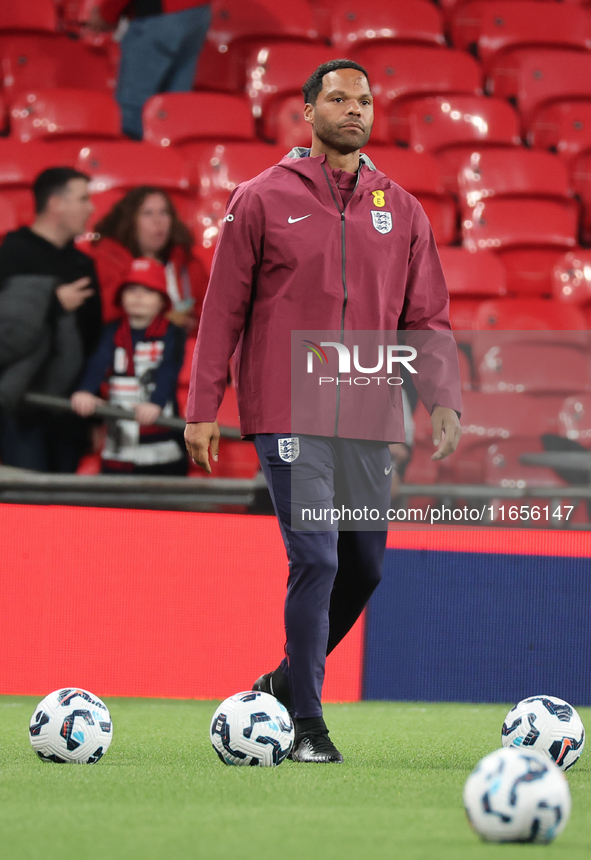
[23, 392, 242, 438]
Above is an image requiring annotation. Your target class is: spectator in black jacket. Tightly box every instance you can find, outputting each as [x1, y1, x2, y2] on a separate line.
[0, 167, 102, 472]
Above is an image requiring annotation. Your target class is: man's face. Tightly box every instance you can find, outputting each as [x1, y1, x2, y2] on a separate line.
[53, 178, 94, 238]
[305, 67, 373, 154]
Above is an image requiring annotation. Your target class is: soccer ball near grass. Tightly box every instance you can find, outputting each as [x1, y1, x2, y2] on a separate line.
[501, 695, 585, 771]
[29, 688, 113, 764]
[464, 747, 571, 843]
[210, 690, 294, 766]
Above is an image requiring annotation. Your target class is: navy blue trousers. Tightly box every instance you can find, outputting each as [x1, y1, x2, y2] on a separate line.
[254, 434, 391, 719]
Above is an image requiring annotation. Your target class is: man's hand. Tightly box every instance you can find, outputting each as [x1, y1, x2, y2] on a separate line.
[184, 421, 220, 474]
[85, 7, 112, 33]
[134, 402, 162, 426]
[71, 390, 101, 417]
[56, 277, 94, 312]
[431, 406, 462, 461]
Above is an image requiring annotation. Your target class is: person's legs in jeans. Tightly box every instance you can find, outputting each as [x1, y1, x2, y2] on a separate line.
[116, 5, 211, 139]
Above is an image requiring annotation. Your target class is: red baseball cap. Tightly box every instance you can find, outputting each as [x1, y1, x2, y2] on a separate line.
[116, 257, 171, 309]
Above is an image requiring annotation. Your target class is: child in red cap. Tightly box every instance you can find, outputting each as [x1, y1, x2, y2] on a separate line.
[71, 257, 187, 474]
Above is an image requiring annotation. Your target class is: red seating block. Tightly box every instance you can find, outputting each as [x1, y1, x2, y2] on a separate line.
[364, 146, 457, 244]
[0, 0, 57, 33]
[488, 48, 591, 130]
[390, 94, 520, 152]
[0, 35, 115, 97]
[10, 88, 120, 143]
[528, 101, 591, 164]
[326, 0, 445, 53]
[439, 147, 572, 203]
[142, 93, 255, 147]
[451, 1, 591, 74]
[356, 45, 482, 111]
[462, 199, 578, 251]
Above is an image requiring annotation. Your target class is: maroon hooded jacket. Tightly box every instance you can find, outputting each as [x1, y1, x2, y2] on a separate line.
[186, 148, 462, 442]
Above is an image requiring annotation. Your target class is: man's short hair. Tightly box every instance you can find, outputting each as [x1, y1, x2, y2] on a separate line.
[33, 167, 91, 215]
[302, 59, 371, 105]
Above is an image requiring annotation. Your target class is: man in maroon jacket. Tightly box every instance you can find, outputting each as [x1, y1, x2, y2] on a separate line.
[87, 1, 211, 139]
[185, 60, 462, 763]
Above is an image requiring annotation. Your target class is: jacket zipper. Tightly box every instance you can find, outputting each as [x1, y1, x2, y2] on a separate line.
[321, 162, 361, 436]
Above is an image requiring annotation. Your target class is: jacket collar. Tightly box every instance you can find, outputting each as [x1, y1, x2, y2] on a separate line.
[285, 146, 377, 171]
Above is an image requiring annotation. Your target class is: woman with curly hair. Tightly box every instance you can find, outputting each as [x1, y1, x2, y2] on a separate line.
[87, 186, 208, 331]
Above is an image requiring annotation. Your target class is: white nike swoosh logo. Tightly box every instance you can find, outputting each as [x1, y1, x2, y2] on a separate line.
[384, 465, 393, 476]
[288, 214, 311, 223]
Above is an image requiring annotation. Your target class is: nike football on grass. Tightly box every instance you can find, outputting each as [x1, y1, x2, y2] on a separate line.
[291, 717, 344, 763]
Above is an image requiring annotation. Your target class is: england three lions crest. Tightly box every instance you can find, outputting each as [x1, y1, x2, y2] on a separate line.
[278, 437, 300, 462]
[371, 210, 393, 234]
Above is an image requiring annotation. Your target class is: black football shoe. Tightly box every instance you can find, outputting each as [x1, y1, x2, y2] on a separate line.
[291, 716, 344, 763]
[252, 667, 293, 714]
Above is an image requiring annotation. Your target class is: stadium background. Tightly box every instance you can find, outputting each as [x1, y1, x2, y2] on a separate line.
[2, 0, 591, 708]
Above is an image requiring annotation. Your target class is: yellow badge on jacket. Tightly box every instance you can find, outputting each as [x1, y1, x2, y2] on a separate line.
[372, 190, 386, 208]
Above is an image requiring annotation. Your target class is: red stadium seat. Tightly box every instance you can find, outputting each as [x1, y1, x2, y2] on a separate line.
[390, 94, 521, 152]
[364, 146, 457, 244]
[472, 333, 591, 397]
[552, 249, 591, 306]
[186, 192, 232, 273]
[484, 437, 569, 489]
[439, 247, 507, 297]
[498, 248, 569, 297]
[325, 0, 445, 53]
[0, 0, 57, 33]
[180, 142, 283, 196]
[142, 93, 255, 147]
[272, 95, 312, 150]
[9, 89, 121, 143]
[462, 198, 578, 251]
[0, 35, 115, 97]
[558, 394, 591, 447]
[244, 43, 334, 139]
[355, 45, 482, 112]
[76, 142, 191, 217]
[438, 147, 573, 203]
[196, 0, 320, 92]
[450, 1, 591, 74]
[437, 390, 566, 485]
[0, 139, 78, 224]
[473, 298, 588, 331]
[528, 101, 591, 165]
[488, 48, 591, 130]
[569, 151, 591, 243]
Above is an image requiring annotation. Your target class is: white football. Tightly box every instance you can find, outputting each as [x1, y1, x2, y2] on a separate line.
[210, 690, 294, 766]
[29, 688, 113, 764]
[502, 695, 585, 771]
[464, 747, 571, 843]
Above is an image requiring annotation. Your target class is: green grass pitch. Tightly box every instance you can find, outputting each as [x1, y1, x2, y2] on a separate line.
[1, 697, 590, 860]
